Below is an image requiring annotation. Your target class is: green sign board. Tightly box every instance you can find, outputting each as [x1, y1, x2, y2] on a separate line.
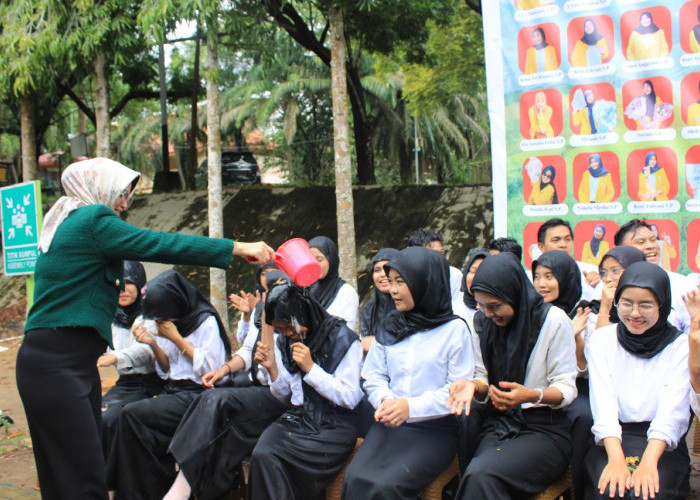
[1, 181, 42, 276]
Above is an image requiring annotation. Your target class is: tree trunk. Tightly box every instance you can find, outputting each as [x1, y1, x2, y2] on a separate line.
[329, 5, 357, 290]
[187, 28, 201, 189]
[94, 51, 111, 158]
[346, 66, 375, 185]
[206, 27, 229, 327]
[20, 93, 37, 182]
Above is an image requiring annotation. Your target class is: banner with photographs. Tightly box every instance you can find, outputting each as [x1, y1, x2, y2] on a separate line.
[483, 0, 700, 279]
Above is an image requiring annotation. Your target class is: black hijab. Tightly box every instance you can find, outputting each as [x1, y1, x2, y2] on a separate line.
[376, 246, 460, 346]
[539, 165, 559, 204]
[635, 11, 659, 35]
[359, 248, 400, 338]
[576, 246, 646, 318]
[581, 18, 603, 46]
[265, 282, 346, 374]
[252, 261, 277, 329]
[141, 270, 231, 356]
[614, 261, 681, 359]
[532, 250, 582, 314]
[308, 236, 346, 309]
[471, 253, 551, 438]
[113, 261, 147, 329]
[461, 250, 490, 310]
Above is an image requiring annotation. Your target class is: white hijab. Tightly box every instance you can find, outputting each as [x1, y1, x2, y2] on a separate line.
[38, 158, 140, 252]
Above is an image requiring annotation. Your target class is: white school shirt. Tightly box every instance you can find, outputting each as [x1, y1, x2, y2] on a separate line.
[690, 390, 700, 419]
[326, 283, 360, 330]
[235, 314, 258, 345]
[230, 323, 278, 386]
[450, 266, 464, 303]
[154, 315, 227, 384]
[107, 317, 157, 375]
[577, 260, 602, 301]
[666, 270, 695, 333]
[473, 306, 578, 410]
[362, 319, 474, 423]
[453, 301, 487, 382]
[269, 339, 363, 409]
[586, 324, 690, 450]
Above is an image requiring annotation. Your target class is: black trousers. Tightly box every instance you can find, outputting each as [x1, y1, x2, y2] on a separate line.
[168, 385, 287, 500]
[341, 416, 458, 500]
[101, 372, 164, 460]
[16, 327, 108, 500]
[106, 381, 203, 500]
[457, 406, 572, 499]
[563, 377, 594, 500]
[247, 413, 358, 500]
[583, 421, 690, 500]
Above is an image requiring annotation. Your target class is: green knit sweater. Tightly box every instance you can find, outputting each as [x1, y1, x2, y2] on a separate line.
[25, 204, 234, 346]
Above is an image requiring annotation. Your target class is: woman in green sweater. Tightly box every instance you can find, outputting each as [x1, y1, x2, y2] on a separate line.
[15, 157, 274, 500]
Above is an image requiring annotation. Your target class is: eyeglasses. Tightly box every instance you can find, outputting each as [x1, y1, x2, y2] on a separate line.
[615, 300, 659, 316]
[599, 267, 624, 280]
[476, 301, 506, 314]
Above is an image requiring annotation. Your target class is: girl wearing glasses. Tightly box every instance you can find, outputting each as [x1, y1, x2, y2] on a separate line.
[15, 158, 274, 500]
[448, 252, 577, 498]
[583, 261, 690, 499]
[342, 247, 473, 499]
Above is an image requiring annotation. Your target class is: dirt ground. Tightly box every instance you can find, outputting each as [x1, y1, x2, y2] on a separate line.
[2, 331, 700, 498]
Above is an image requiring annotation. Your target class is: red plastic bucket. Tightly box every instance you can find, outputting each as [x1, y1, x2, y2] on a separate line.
[274, 238, 322, 287]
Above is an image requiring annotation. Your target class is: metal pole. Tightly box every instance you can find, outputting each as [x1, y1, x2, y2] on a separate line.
[414, 117, 420, 185]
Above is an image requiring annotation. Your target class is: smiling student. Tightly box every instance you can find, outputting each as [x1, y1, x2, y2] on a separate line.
[584, 262, 690, 499]
[448, 253, 577, 498]
[359, 248, 401, 353]
[342, 247, 473, 499]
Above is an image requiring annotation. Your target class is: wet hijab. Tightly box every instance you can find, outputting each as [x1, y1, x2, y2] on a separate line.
[461, 250, 490, 310]
[588, 153, 610, 178]
[532, 250, 582, 314]
[614, 261, 681, 358]
[308, 236, 346, 309]
[577, 246, 646, 319]
[113, 261, 147, 329]
[265, 281, 347, 374]
[471, 253, 551, 438]
[635, 11, 659, 35]
[252, 261, 277, 329]
[142, 270, 231, 356]
[39, 158, 140, 252]
[581, 18, 603, 46]
[540, 166, 559, 204]
[359, 248, 400, 338]
[377, 246, 460, 346]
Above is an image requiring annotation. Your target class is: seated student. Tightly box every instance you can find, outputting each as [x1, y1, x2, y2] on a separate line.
[162, 271, 291, 500]
[98, 261, 164, 458]
[532, 250, 591, 500]
[487, 237, 523, 261]
[455, 250, 491, 331]
[309, 236, 359, 329]
[407, 227, 464, 302]
[537, 218, 600, 300]
[106, 270, 229, 500]
[247, 280, 363, 500]
[359, 248, 400, 354]
[447, 253, 577, 498]
[614, 219, 695, 333]
[342, 247, 474, 499]
[229, 261, 277, 344]
[584, 262, 690, 499]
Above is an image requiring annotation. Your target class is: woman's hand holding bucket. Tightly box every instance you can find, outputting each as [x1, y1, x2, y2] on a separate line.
[234, 241, 275, 264]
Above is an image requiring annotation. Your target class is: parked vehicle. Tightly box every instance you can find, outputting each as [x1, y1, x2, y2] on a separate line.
[196, 150, 261, 188]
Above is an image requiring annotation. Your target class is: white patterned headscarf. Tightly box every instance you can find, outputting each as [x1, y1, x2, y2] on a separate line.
[38, 158, 140, 252]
